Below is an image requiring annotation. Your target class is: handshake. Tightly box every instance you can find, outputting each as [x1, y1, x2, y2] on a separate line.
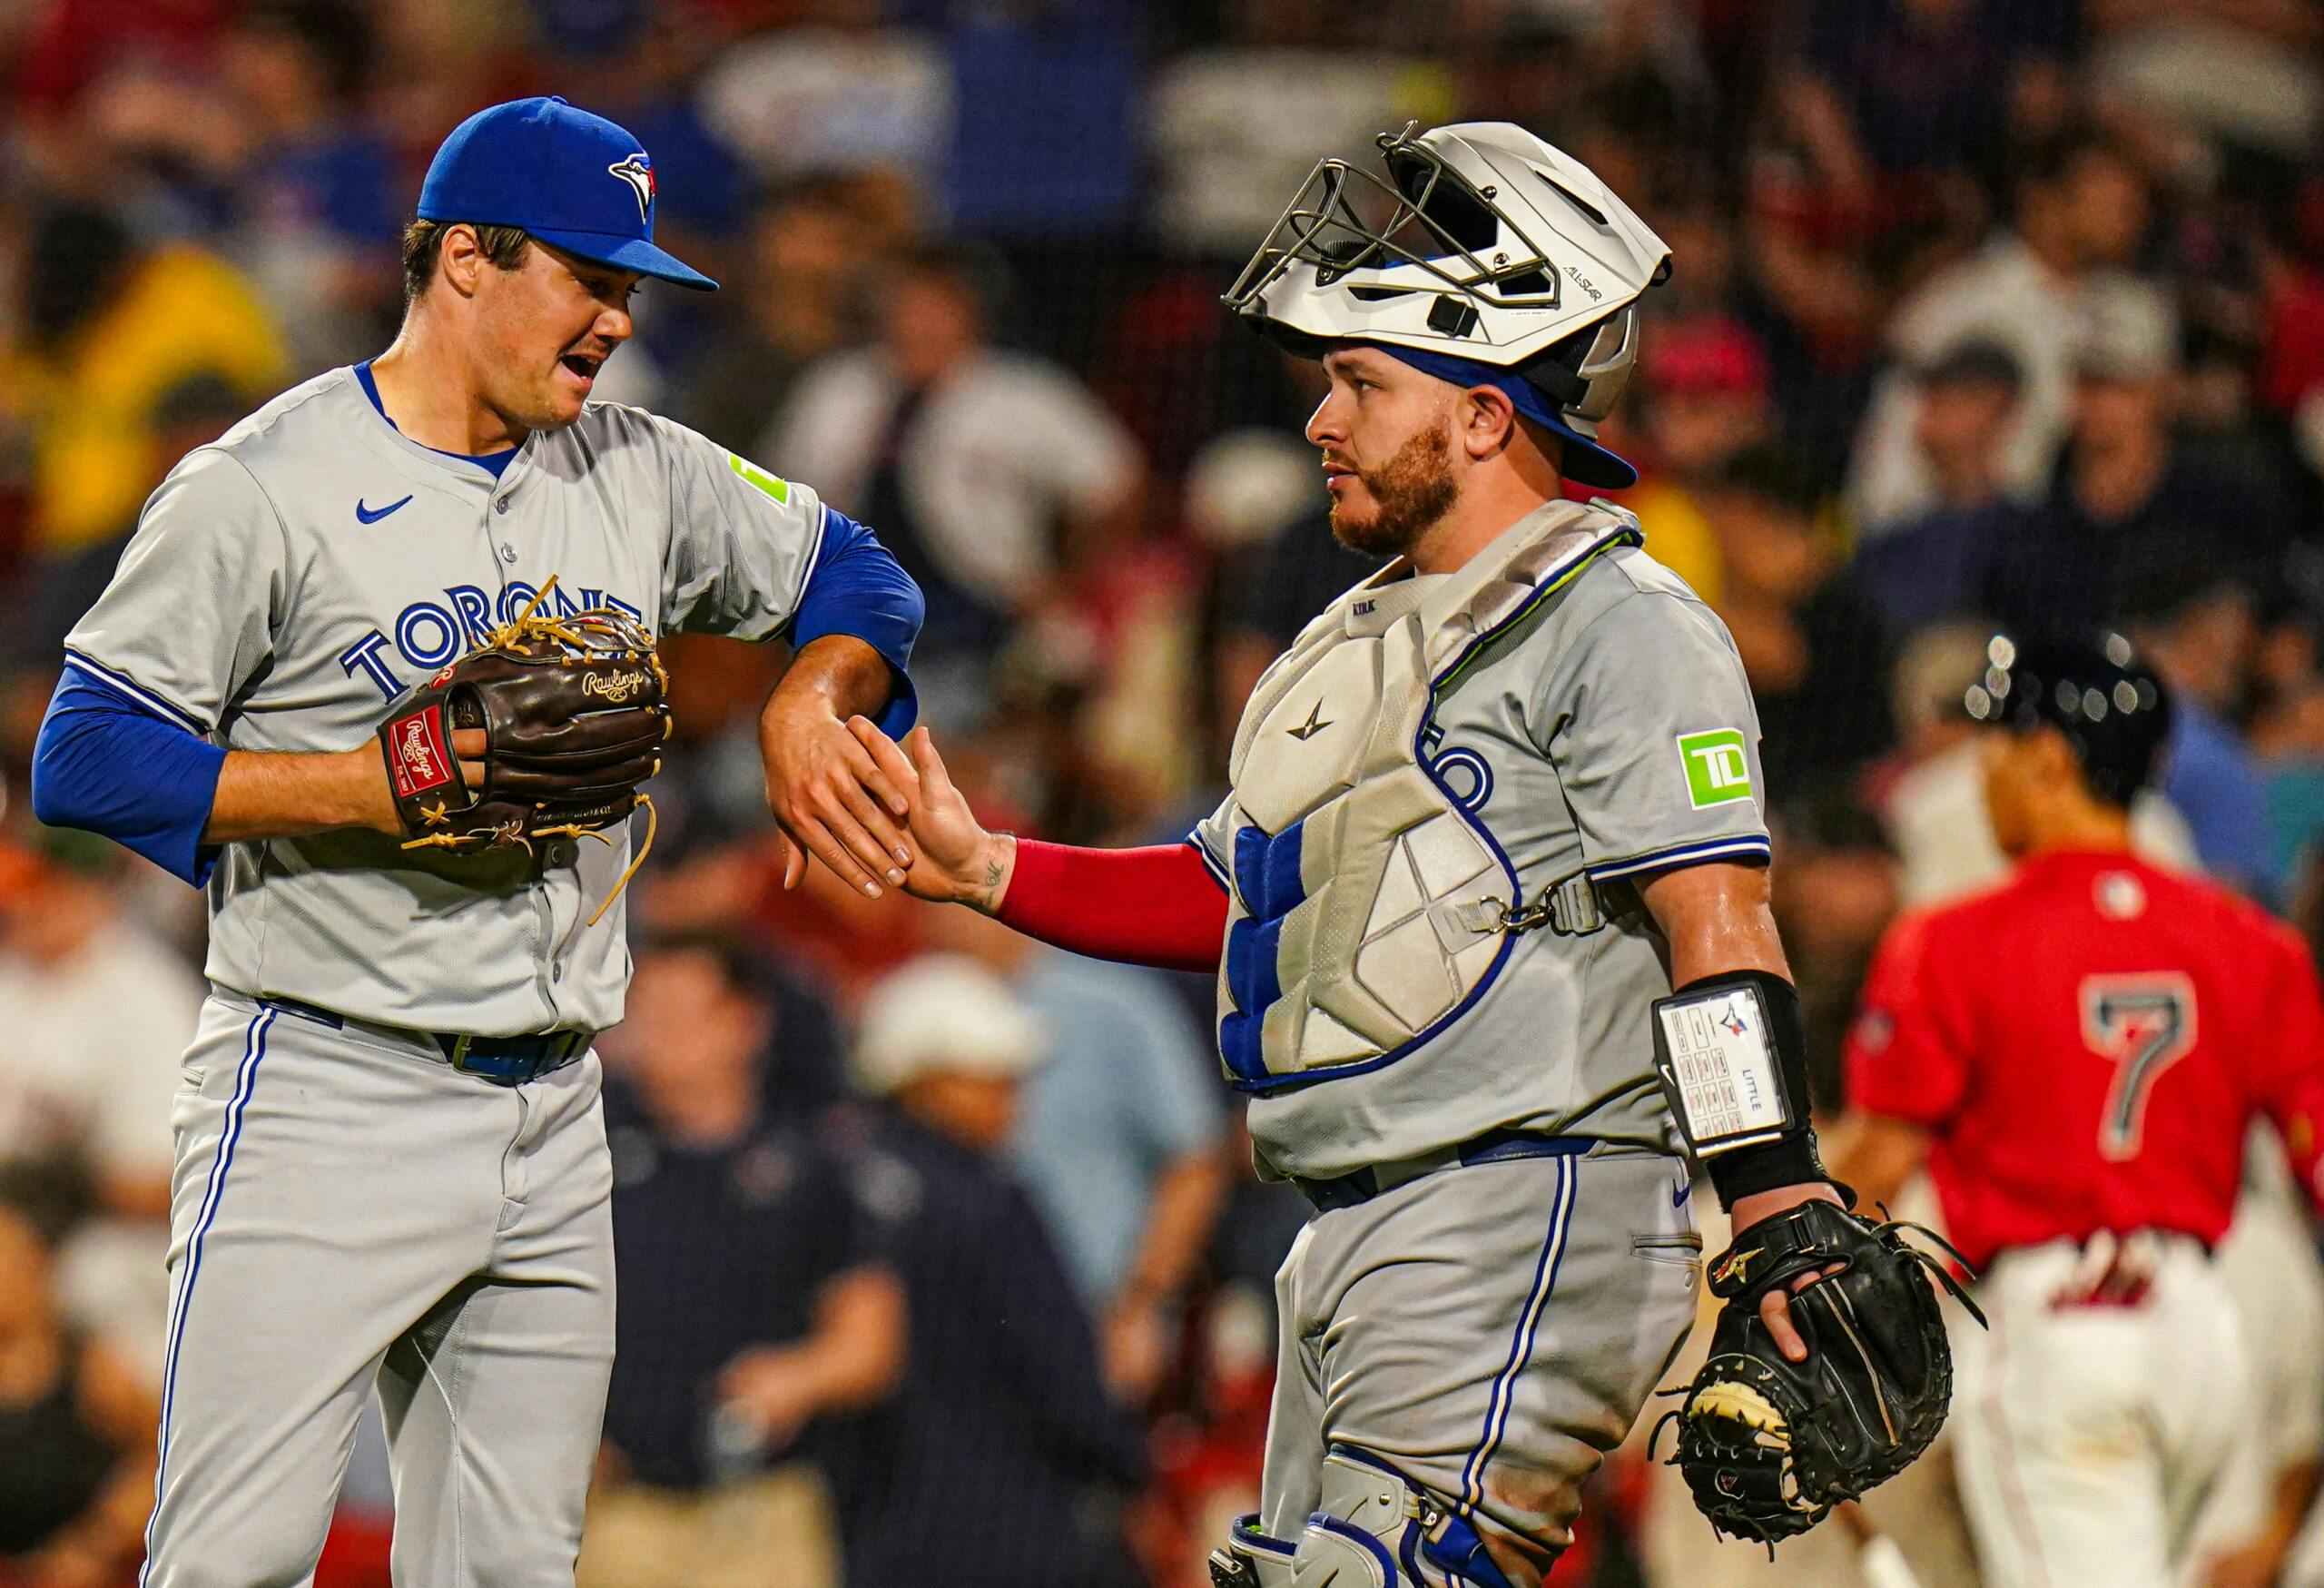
[764, 715, 1017, 913]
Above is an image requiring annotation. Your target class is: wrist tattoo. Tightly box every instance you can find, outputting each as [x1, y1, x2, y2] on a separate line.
[973, 833, 1012, 914]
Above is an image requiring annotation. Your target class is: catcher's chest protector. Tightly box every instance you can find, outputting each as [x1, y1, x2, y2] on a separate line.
[1217, 500, 1642, 1087]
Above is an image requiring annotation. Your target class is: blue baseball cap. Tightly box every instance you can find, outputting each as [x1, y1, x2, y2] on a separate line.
[418, 96, 717, 291]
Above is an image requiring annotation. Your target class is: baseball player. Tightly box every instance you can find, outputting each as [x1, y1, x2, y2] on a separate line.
[27, 97, 922, 1583]
[843, 123, 1896, 1586]
[1831, 633, 2324, 1587]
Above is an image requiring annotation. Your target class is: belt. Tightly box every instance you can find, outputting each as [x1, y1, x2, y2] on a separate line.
[1290, 1129, 1594, 1212]
[260, 997, 592, 1087]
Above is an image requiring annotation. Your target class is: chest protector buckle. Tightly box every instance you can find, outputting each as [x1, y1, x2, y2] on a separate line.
[1216, 501, 1642, 1087]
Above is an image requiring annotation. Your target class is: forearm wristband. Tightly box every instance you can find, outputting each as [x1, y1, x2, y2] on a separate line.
[1649, 969, 1831, 1208]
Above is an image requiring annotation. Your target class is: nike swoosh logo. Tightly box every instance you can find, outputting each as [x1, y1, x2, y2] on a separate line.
[355, 494, 414, 524]
[1673, 1176, 1694, 1208]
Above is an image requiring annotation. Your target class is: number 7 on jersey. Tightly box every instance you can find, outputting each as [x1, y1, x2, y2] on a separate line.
[2080, 973, 2197, 1161]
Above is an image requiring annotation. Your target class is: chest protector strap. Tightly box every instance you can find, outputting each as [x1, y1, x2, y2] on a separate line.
[1216, 500, 1643, 1089]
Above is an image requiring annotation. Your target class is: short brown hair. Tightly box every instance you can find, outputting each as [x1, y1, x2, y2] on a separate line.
[400, 219, 531, 302]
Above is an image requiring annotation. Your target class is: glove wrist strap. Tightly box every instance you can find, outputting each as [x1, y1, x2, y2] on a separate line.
[378, 692, 472, 840]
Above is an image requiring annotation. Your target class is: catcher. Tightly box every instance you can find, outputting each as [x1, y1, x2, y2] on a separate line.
[28, 97, 921, 1584]
[852, 123, 1961, 1583]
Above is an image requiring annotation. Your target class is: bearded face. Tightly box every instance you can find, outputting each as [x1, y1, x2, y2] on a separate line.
[1310, 348, 1469, 559]
[1326, 420, 1459, 557]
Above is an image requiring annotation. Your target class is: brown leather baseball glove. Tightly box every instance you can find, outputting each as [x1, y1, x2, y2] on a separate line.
[377, 581, 670, 894]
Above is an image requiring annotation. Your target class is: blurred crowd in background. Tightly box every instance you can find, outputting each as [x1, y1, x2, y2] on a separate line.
[3, 0, 2324, 1583]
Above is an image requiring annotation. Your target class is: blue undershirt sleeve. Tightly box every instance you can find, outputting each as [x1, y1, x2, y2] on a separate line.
[788, 506, 924, 736]
[31, 664, 228, 887]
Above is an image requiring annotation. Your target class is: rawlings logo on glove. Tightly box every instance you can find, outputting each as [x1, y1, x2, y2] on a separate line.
[581, 667, 655, 704]
[388, 713, 458, 797]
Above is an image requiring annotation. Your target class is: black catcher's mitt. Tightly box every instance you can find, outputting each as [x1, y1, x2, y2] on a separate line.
[377, 580, 669, 904]
[1656, 1198, 1983, 1545]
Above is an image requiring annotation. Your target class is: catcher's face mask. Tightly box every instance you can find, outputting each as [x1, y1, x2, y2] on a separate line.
[1224, 121, 1671, 488]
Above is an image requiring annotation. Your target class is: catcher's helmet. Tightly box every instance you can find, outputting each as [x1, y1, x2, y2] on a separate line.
[1964, 632, 2172, 807]
[1222, 121, 1671, 488]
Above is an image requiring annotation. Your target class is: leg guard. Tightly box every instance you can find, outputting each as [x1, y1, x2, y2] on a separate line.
[1280, 1449, 1523, 1588]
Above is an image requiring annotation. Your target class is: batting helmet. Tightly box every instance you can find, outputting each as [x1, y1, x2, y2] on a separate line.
[1964, 632, 2172, 808]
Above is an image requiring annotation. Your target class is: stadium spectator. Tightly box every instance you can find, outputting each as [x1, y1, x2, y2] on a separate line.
[1854, 339, 2026, 632]
[17, 370, 249, 684]
[1985, 280, 2290, 645]
[1622, 314, 1777, 604]
[217, 0, 400, 370]
[694, 1, 948, 212]
[831, 955, 1147, 1588]
[926, 912, 1231, 1403]
[2124, 572, 2281, 904]
[0, 825, 193, 1221]
[586, 933, 903, 1588]
[1206, 417, 1384, 767]
[771, 242, 1144, 724]
[0, 823, 202, 1383]
[0, 1159, 158, 1588]
[1145, 2, 1455, 259]
[672, 182, 869, 458]
[1848, 125, 2153, 526]
[0, 202, 287, 587]
[1777, 0, 2076, 188]
[1698, 447, 1894, 802]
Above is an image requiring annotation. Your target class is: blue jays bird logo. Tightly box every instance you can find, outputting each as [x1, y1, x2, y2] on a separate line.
[607, 153, 655, 222]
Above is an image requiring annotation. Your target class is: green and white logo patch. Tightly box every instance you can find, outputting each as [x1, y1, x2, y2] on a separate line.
[1677, 728, 1754, 808]
[729, 453, 791, 503]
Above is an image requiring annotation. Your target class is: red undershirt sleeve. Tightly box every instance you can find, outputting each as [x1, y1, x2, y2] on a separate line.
[994, 839, 1229, 975]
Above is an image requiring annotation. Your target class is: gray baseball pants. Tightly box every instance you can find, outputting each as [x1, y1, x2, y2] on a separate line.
[142, 991, 615, 1587]
[1260, 1147, 1701, 1587]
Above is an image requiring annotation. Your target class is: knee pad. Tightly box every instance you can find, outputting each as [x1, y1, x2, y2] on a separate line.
[1208, 1514, 1295, 1588]
[1284, 1449, 1521, 1588]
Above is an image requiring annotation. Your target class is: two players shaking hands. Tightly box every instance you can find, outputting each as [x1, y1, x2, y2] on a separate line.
[767, 701, 1970, 1548]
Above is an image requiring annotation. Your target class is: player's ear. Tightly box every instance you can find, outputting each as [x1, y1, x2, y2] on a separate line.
[1461, 386, 1518, 460]
[439, 224, 488, 301]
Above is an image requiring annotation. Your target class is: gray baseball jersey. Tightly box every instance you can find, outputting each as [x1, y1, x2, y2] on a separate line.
[1194, 505, 1770, 1181]
[85, 365, 884, 1586]
[66, 365, 830, 1035]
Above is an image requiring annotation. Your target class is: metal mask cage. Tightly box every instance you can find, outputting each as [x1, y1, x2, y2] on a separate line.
[1222, 125, 1566, 323]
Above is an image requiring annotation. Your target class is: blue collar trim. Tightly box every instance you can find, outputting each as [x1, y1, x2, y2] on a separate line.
[354, 360, 518, 478]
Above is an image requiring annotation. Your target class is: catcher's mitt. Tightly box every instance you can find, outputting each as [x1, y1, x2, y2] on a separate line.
[378, 579, 670, 919]
[1654, 1198, 1983, 1546]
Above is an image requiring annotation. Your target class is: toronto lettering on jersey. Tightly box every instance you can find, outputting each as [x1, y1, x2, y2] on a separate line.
[337, 580, 645, 698]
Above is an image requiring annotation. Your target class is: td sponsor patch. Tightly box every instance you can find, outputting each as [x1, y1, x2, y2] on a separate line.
[1677, 727, 1753, 808]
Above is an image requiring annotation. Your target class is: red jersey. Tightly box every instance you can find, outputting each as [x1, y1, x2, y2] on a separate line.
[1843, 850, 2324, 1271]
